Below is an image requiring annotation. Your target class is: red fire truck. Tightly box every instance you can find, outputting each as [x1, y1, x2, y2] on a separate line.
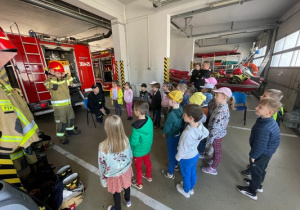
[2, 23, 95, 115]
[91, 49, 117, 92]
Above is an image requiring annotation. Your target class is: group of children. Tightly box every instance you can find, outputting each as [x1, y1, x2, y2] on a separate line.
[99, 78, 283, 209]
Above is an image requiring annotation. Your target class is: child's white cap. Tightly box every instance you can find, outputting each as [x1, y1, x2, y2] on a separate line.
[149, 81, 156, 85]
[200, 83, 214, 89]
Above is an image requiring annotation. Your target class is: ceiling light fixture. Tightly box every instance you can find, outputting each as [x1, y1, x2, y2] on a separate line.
[210, 0, 244, 7]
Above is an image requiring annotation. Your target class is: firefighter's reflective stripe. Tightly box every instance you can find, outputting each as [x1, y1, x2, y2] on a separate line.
[57, 132, 65, 137]
[50, 80, 66, 85]
[23, 120, 37, 135]
[66, 126, 74, 131]
[5, 84, 12, 91]
[13, 107, 38, 146]
[0, 100, 37, 145]
[0, 100, 13, 112]
[44, 81, 50, 88]
[9, 150, 24, 160]
[0, 169, 17, 175]
[0, 136, 23, 142]
[0, 159, 13, 164]
[3, 178, 21, 184]
[0, 154, 23, 188]
[66, 77, 74, 86]
[0, 100, 11, 105]
[51, 99, 71, 107]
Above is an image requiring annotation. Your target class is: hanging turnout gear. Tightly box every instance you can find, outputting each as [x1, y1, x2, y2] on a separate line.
[44, 68, 81, 144]
[0, 27, 40, 190]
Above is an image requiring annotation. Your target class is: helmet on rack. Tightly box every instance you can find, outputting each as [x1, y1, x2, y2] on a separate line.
[233, 68, 243, 75]
[0, 27, 18, 68]
[219, 70, 226, 75]
[48, 61, 64, 73]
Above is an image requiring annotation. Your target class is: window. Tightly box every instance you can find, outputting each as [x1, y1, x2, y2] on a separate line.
[271, 29, 300, 67]
[274, 37, 285, 53]
[253, 46, 267, 67]
[279, 52, 293, 67]
[254, 46, 267, 58]
[283, 31, 299, 51]
[291, 50, 300, 67]
[253, 57, 264, 67]
[270, 54, 281, 67]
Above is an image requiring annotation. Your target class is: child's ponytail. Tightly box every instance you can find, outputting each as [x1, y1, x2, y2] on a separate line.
[228, 96, 236, 110]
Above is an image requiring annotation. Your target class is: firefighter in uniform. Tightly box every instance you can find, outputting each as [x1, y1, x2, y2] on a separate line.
[44, 61, 81, 144]
[0, 27, 40, 188]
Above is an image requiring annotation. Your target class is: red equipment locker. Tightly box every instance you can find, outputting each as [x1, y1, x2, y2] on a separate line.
[91, 49, 117, 92]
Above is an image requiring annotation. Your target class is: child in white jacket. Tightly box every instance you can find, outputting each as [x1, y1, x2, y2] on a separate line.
[175, 104, 209, 198]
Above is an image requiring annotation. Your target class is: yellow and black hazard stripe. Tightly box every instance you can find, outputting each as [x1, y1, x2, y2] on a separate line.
[0, 154, 24, 190]
[120, 60, 125, 91]
[190, 61, 193, 71]
[0, 67, 9, 83]
[115, 61, 119, 83]
[164, 57, 170, 82]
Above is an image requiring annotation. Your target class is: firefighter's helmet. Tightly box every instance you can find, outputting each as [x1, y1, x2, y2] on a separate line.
[48, 61, 64, 73]
[233, 68, 243, 75]
[219, 70, 226, 75]
[0, 27, 18, 68]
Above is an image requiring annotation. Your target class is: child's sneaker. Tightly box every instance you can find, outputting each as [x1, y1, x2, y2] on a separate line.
[165, 163, 179, 171]
[179, 181, 194, 195]
[236, 185, 257, 200]
[241, 169, 251, 178]
[142, 173, 152, 182]
[107, 205, 116, 210]
[243, 178, 263, 193]
[201, 166, 217, 175]
[176, 184, 190, 198]
[161, 169, 175, 179]
[132, 182, 143, 190]
[125, 200, 131, 207]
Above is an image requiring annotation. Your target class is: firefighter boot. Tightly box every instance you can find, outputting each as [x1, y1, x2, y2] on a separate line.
[66, 128, 81, 136]
[59, 136, 70, 145]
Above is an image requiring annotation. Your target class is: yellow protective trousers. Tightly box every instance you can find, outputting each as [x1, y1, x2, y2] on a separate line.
[54, 106, 75, 139]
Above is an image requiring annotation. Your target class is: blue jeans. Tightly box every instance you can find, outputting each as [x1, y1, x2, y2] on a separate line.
[153, 109, 161, 126]
[197, 138, 207, 155]
[113, 100, 122, 116]
[249, 154, 271, 194]
[167, 135, 180, 175]
[180, 154, 199, 193]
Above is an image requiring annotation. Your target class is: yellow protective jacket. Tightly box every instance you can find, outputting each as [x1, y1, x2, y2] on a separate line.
[110, 86, 123, 105]
[44, 75, 74, 108]
[0, 79, 39, 154]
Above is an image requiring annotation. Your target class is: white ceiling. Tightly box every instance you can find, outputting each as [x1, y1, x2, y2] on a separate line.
[0, 0, 113, 51]
[171, 0, 298, 41]
[118, 0, 139, 5]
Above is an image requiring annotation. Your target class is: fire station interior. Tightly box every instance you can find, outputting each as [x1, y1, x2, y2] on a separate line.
[1, 0, 300, 210]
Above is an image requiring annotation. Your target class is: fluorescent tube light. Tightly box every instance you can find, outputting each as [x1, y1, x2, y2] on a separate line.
[210, 0, 243, 7]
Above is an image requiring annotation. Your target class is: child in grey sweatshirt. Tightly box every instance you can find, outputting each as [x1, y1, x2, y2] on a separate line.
[175, 104, 209, 198]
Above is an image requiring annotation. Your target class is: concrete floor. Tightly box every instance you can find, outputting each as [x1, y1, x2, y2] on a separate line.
[34, 94, 300, 210]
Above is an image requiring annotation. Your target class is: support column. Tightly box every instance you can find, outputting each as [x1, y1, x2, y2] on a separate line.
[120, 60, 125, 90]
[190, 61, 194, 71]
[115, 61, 120, 83]
[164, 57, 170, 82]
[112, 20, 129, 82]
